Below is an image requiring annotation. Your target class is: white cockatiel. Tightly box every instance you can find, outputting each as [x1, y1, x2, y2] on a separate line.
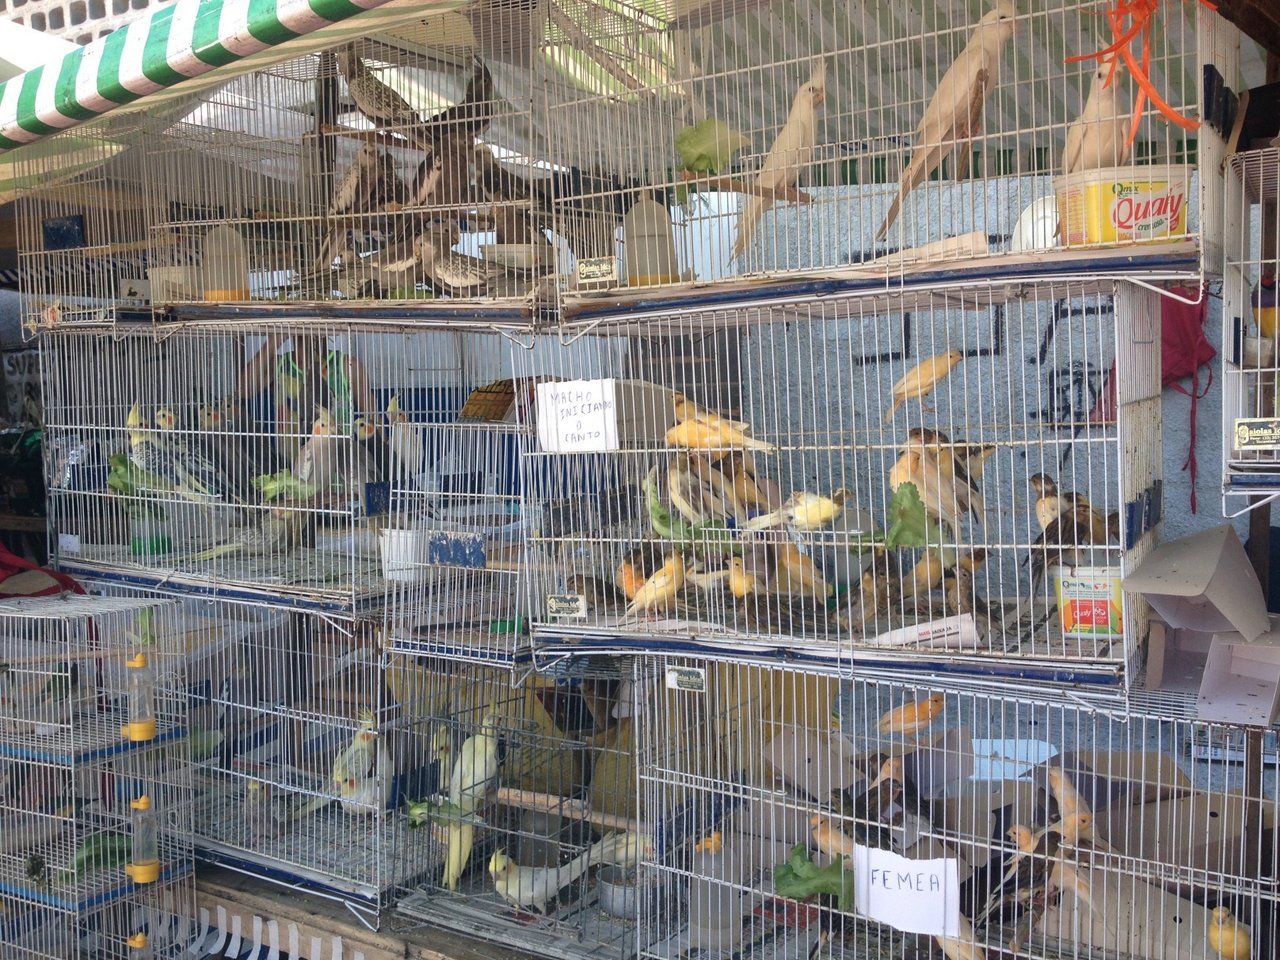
[1062, 59, 1130, 175]
[385, 395, 424, 486]
[442, 713, 501, 891]
[876, 2, 1017, 240]
[488, 832, 652, 914]
[729, 57, 827, 264]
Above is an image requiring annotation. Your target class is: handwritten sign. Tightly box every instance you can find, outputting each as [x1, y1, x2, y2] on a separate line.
[852, 844, 960, 938]
[536, 379, 620, 453]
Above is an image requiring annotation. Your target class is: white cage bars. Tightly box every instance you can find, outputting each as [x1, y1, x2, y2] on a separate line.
[393, 654, 642, 960]
[1222, 146, 1280, 515]
[633, 656, 1279, 960]
[15, 30, 550, 319]
[38, 320, 547, 615]
[0, 594, 194, 959]
[540, 0, 1221, 301]
[522, 281, 1163, 684]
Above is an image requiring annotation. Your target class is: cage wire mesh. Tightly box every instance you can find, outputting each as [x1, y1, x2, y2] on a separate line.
[1222, 146, 1280, 513]
[634, 655, 1279, 960]
[540, 0, 1212, 298]
[392, 653, 643, 960]
[38, 320, 557, 613]
[0, 594, 195, 959]
[521, 280, 1162, 684]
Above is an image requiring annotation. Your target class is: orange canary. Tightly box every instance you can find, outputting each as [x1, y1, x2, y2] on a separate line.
[666, 418, 777, 454]
[878, 692, 945, 737]
[899, 549, 946, 601]
[885, 350, 965, 422]
[775, 543, 832, 598]
[809, 815, 856, 859]
[1051, 811, 1096, 847]
[1208, 907, 1253, 960]
[615, 554, 646, 601]
[693, 831, 723, 855]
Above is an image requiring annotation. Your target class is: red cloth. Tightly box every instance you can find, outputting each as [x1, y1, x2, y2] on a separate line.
[0, 544, 84, 597]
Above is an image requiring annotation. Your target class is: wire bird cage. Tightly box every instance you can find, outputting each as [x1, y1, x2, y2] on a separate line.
[0, 594, 194, 959]
[520, 280, 1163, 684]
[541, 0, 1221, 306]
[1222, 146, 1280, 515]
[390, 654, 642, 960]
[382, 375, 541, 667]
[38, 320, 553, 613]
[633, 656, 1280, 960]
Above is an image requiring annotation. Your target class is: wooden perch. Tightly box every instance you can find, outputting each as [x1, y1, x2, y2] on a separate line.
[495, 787, 638, 833]
[678, 171, 814, 205]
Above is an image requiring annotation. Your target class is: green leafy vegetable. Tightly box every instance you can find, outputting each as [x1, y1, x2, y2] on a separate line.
[885, 482, 941, 550]
[675, 119, 749, 177]
[773, 843, 854, 911]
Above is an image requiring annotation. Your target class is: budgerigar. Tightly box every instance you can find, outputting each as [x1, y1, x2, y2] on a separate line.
[876, 3, 1017, 240]
[729, 58, 827, 264]
[442, 714, 501, 891]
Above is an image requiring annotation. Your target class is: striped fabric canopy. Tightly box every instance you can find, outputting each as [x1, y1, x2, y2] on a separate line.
[0, 0, 467, 154]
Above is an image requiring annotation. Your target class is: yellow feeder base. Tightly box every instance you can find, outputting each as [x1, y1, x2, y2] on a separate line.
[121, 719, 157, 742]
[125, 859, 160, 884]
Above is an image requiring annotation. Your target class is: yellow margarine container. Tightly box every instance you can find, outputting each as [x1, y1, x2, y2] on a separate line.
[1055, 164, 1192, 246]
[1052, 565, 1124, 639]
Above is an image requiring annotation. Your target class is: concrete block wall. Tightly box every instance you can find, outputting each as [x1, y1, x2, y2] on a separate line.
[1, 0, 174, 45]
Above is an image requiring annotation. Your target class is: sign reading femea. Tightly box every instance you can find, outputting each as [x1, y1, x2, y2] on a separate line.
[852, 844, 960, 938]
[536, 379, 620, 453]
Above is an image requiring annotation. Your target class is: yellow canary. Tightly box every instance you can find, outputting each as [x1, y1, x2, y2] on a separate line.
[728, 556, 757, 599]
[885, 350, 965, 422]
[1046, 766, 1088, 820]
[1042, 812, 1096, 848]
[775, 543, 832, 598]
[899, 549, 945, 601]
[1208, 907, 1252, 960]
[934, 914, 987, 960]
[744, 489, 850, 531]
[693, 831, 723, 854]
[666, 419, 777, 454]
[810, 815, 856, 859]
[878, 692, 945, 736]
[624, 553, 686, 619]
[672, 395, 750, 432]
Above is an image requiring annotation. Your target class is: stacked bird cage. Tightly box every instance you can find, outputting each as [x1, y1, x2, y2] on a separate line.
[390, 654, 644, 960]
[0, 595, 194, 959]
[633, 655, 1279, 960]
[1222, 146, 1280, 515]
[38, 318, 549, 615]
[536, 0, 1223, 306]
[521, 280, 1163, 685]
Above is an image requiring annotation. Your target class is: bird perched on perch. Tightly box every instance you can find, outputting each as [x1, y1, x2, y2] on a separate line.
[1208, 907, 1253, 960]
[623, 553, 687, 620]
[774, 542, 832, 599]
[385, 395, 423, 485]
[335, 45, 429, 148]
[810, 815, 858, 859]
[745, 489, 850, 532]
[885, 351, 966, 422]
[1063, 58, 1131, 175]
[876, 2, 1017, 240]
[331, 709, 392, 815]
[889, 448, 983, 536]
[1029, 473, 1067, 532]
[1030, 494, 1114, 589]
[310, 142, 405, 282]
[730, 58, 827, 263]
[672, 395, 750, 432]
[878, 693, 945, 738]
[666, 418, 777, 454]
[442, 713, 501, 891]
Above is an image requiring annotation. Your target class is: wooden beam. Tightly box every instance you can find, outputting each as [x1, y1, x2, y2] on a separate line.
[1217, 0, 1280, 61]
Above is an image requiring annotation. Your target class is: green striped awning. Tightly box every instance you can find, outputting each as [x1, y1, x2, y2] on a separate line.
[0, 0, 467, 154]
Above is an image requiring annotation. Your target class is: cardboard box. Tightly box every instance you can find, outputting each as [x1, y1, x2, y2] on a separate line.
[1122, 525, 1270, 641]
[1197, 619, 1280, 726]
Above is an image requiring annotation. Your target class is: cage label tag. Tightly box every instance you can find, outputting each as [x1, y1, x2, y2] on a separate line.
[536, 379, 620, 452]
[665, 667, 706, 692]
[852, 844, 959, 937]
[546, 594, 587, 618]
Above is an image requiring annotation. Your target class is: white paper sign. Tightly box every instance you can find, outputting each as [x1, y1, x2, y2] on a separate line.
[852, 843, 960, 938]
[536, 379, 619, 453]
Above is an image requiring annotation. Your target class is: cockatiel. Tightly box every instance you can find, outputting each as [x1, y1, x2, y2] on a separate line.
[126, 403, 224, 505]
[293, 406, 378, 509]
[442, 714, 501, 892]
[876, 2, 1017, 240]
[729, 58, 827, 263]
[1062, 58, 1130, 175]
[183, 507, 303, 562]
[245, 779, 284, 844]
[488, 832, 647, 914]
[385, 395, 424, 487]
[197, 401, 272, 501]
[154, 406, 246, 506]
[331, 709, 391, 815]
